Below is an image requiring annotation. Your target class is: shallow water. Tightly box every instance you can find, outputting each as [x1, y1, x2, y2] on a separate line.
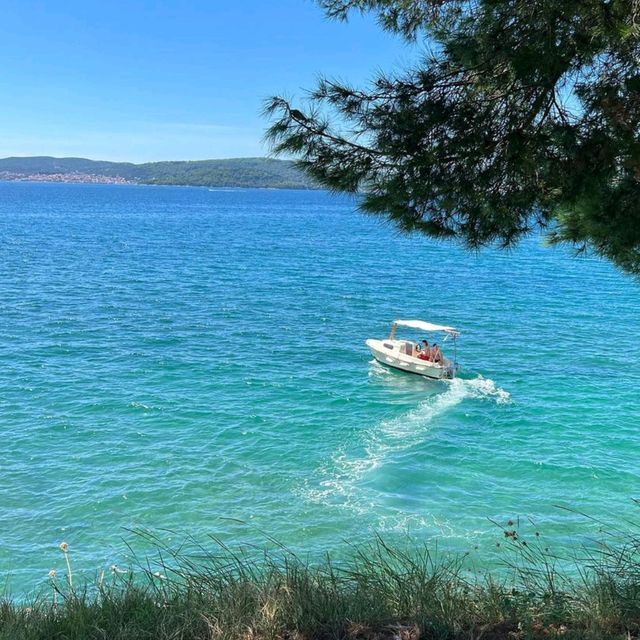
[1, 182, 639, 594]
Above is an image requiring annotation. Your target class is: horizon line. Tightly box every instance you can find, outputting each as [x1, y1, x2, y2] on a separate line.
[0, 155, 287, 165]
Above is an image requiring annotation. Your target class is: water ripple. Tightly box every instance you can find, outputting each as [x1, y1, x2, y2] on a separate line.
[0, 183, 638, 594]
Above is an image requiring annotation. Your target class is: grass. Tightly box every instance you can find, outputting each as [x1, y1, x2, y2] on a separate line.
[2, 522, 640, 640]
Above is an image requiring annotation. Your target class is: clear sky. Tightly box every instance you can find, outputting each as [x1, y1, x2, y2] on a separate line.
[0, 0, 414, 162]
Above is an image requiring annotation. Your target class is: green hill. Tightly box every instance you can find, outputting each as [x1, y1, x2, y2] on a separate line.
[0, 156, 318, 189]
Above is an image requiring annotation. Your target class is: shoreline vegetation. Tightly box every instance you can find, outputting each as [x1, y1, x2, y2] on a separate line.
[3, 522, 640, 640]
[0, 156, 318, 190]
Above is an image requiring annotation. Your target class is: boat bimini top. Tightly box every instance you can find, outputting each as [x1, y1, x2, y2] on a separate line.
[389, 319, 460, 338]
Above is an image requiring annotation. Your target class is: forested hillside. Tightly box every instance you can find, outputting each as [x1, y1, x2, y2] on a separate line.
[0, 156, 317, 189]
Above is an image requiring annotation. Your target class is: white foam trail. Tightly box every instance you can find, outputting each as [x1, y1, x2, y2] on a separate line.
[459, 375, 512, 405]
[301, 376, 510, 512]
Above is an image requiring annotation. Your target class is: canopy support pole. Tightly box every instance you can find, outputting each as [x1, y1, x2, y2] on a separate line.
[453, 335, 457, 366]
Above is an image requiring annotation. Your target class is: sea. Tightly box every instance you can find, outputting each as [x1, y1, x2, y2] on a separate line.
[1, 181, 639, 595]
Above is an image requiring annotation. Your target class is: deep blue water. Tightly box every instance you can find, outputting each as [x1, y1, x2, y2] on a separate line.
[1, 182, 639, 594]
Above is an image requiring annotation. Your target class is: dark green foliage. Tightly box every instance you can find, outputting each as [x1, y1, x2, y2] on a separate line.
[266, 0, 640, 275]
[0, 156, 317, 189]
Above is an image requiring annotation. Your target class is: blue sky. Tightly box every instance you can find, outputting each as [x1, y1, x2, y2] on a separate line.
[0, 1, 414, 162]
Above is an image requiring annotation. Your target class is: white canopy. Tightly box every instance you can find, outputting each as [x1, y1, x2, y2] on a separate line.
[395, 319, 460, 336]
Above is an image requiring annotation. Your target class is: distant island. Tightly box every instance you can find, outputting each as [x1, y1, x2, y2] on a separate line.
[0, 156, 318, 190]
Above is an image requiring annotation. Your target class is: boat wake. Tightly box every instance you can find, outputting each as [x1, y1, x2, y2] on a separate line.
[300, 376, 510, 514]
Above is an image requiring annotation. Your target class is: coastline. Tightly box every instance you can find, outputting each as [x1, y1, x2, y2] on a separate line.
[0, 172, 134, 185]
[0, 176, 321, 190]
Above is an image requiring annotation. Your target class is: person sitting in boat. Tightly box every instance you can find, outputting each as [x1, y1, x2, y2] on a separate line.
[417, 339, 431, 360]
[430, 343, 443, 364]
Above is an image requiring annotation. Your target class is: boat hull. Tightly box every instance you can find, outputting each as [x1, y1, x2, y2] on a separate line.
[366, 339, 454, 380]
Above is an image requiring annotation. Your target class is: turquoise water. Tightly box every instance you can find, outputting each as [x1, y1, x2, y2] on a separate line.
[1, 182, 639, 594]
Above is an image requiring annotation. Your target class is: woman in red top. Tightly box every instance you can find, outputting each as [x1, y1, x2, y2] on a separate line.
[417, 339, 431, 360]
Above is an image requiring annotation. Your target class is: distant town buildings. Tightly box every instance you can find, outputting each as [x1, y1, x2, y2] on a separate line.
[0, 172, 133, 184]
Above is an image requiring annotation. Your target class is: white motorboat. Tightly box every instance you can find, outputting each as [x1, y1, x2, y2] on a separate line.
[366, 319, 460, 380]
